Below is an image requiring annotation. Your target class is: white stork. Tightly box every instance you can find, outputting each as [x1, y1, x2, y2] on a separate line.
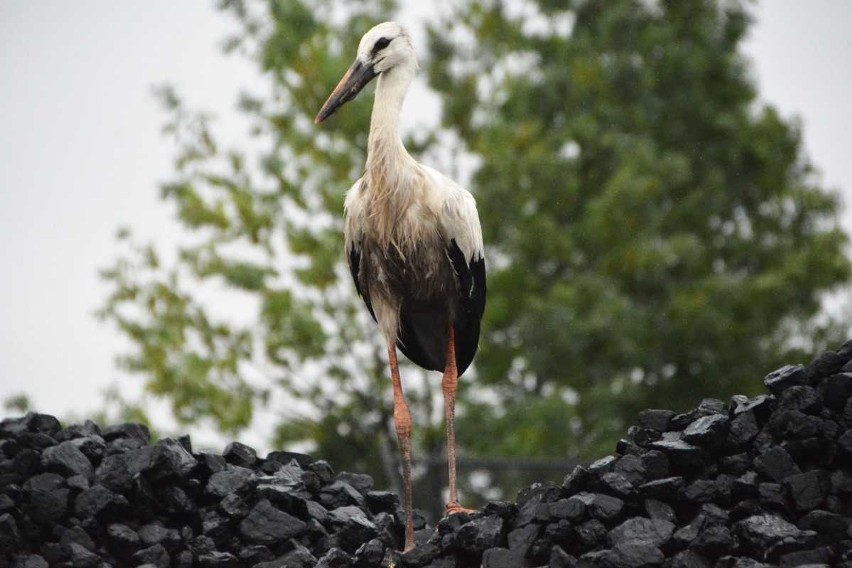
[315, 22, 486, 551]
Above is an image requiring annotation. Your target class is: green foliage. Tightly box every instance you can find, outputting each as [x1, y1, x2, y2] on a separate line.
[96, 0, 851, 510]
[3, 394, 31, 414]
[427, 0, 851, 459]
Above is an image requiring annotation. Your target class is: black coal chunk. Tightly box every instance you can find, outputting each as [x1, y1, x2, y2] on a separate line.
[728, 410, 760, 447]
[239, 499, 307, 544]
[454, 514, 504, 554]
[764, 364, 806, 394]
[637, 409, 676, 432]
[22, 472, 68, 525]
[797, 509, 849, 540]
[40, 440, 93, 480]
[735, 514, 803, 553]
[581, 542, 665, 567]
[570, 492, 625, 523]
[639, 476, 683, 501]
[613, 454, 646, 485]
[94, 452, 134, 493]
[11, 554, 49, 568]
[331, 508, 378, 553]
[138, 521, 181, 550]
[365, 490, 398, 515]
[563, 465, 592, 495]
[599, 472, 635, 499]
[66, 542, 101, 568]
[351, 538, 386, 566]
[0, 513, 21, 554]
[102, 422, 150, 443]
[644, 498, 675, 524]
[784, 469, 830, 512]
[639, 450, 669, 480]
[222, 441, 257, 467]
[198, 550, 241, 567]
[805, 350, 848, 382]
[402, 541, 439, 566]
[106, 522, 141, 558]
[820, 373, 852, 411]
[507, 523, 540, 557]
[270, 542, 317, 567]
[24, 413, 62, 436]
[549, 497, 586, 522]
[730, 394, 774, 422]
[753, 446, 800, 482]
[206, 466, 256, 498]
[607, 516, 674, 549]
[683, 414, 730, 448]
[481, 547, 524, 568]
[133, 543, 171, 568]
[315, 547, 351, 567]
[777, 546, 834, 567]
[648, 438, 709, 473]
[74, 484, 130, 522]
[129, 438, 197, 480]
[266, 450, 314, 470]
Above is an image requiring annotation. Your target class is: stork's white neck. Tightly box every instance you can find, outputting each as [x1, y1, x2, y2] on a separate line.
[366, 60, 417, 171]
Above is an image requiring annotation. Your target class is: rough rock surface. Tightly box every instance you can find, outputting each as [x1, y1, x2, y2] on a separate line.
[2, 341, 852, 567]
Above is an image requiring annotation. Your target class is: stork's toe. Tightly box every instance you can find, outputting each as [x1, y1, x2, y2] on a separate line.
[445, 501, 475, 516]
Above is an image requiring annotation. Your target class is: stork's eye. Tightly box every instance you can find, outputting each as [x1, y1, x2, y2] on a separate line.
[373, 37, 392, 53]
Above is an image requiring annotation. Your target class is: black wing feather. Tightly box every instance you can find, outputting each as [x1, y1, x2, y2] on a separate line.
[348, 244, 376, 322]
[447, 239, 486, 375]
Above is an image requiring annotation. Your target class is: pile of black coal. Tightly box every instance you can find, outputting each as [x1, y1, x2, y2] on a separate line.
[1, 341, 852, 567]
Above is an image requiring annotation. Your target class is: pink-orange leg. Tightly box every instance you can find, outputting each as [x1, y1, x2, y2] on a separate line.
[387, 339, 416, 552]
[443, 325, 473, 516]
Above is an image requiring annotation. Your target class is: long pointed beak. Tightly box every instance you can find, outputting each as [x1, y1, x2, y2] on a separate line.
[315, 59, 378, 124]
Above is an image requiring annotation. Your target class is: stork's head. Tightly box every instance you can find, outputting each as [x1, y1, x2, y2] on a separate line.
[315, 22, 416, 124]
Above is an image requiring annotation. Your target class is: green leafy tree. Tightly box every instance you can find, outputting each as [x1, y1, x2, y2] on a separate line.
[426, 0, 851, 461]
[97, 0, 852, 512]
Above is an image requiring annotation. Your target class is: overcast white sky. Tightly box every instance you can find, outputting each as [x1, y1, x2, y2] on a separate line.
[1, 1, 850, 451]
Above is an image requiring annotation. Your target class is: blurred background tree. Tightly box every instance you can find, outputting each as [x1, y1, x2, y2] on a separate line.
[427, 0, 850, 462]
[98, 0, 851, 516]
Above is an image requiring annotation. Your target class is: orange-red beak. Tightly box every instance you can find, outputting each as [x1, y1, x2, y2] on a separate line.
[315, 59, 378, 124]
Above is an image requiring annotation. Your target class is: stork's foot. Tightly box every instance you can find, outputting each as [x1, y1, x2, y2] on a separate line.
[445, 501, 475, 516]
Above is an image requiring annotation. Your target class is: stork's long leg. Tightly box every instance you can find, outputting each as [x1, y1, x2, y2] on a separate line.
[442, 325, 472, 515]
[387, 339, 415, 552]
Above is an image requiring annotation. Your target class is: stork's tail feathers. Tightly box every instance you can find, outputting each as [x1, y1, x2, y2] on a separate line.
[397, 310, 447, 372]
[396, 310, 480, 376]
